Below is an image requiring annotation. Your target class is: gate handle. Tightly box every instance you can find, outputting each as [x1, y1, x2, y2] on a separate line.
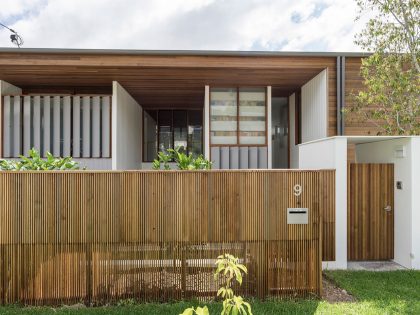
[384, 205, 392, 212]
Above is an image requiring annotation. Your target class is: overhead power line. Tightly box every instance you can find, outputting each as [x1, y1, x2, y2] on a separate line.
[0, 22, 24, 47]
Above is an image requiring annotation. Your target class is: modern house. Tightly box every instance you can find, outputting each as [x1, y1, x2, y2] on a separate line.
[0, 48, 419, 271]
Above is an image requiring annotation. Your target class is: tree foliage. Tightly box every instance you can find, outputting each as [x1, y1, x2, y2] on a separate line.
[346, 0, 419, 135]
[0, 148, 82, 170]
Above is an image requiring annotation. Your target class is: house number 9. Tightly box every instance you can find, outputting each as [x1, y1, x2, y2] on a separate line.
[293, 184, 302, 196]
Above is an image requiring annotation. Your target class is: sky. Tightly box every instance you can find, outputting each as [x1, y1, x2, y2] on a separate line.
[0, 0, 371, 52]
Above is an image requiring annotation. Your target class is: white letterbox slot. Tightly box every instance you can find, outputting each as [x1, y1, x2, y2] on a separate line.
[287, 208, 309, 224]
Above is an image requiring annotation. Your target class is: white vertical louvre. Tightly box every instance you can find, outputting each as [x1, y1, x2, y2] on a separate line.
[63, 96, 71, 156]
[2, 93, 112, 159]
[13, 96, 21, 157]
[33, 96, 41, 151]
[53, 96, 61, 156]
[72, 96, 80, 157]
[101, 96, 110, 157]
[43, 96, 51, 156]
[82, 96, 91, 158]
[3, 96, 11, 157]
[92, 96, 100, 157]
[301, 69, 327, 143]
[23, 96, 31, 154]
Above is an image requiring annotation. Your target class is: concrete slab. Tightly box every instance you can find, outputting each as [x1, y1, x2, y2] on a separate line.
[348, 261, 406, 271]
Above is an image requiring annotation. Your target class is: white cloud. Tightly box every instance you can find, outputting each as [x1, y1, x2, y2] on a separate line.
[0, 0, 371, 51]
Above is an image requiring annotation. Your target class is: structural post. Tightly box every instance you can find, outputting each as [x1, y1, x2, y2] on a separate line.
[204, 85, 210, 160]
[267, 86, 272, 169]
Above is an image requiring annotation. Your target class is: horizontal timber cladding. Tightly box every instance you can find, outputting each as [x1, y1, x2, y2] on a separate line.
[344, 57, 381, 136]
[0, 170, 335, 305]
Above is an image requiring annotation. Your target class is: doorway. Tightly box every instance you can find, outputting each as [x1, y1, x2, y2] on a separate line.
[271, 97, 289, 168]
[348, 163, 394, 260]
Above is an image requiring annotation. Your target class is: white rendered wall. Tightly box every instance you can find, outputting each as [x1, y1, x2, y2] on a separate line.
[0, 81, 22, 158]
[112, 81, 143, 170]
[267, 86, 272, 168]
[204, 85, 210, 160]
[74, 158, 112, 170]
[411, 138, 420, 269]
[299, 137, 348, 269]
[301, 70, 327, 143]
[356, 138, 420, 269]
[288, 94, 299, 168]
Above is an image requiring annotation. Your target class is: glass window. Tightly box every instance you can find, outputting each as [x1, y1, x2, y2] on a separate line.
[143, 109, 203, 161]
[239, 88, 266, 145]
[210, 87, 266, 146]
[158, 110, 172, 154]
[210, 88, 237, 145]
[143, 110, 157, 162]
[173, 110, 188, 153]
[188, 110, 203, 157]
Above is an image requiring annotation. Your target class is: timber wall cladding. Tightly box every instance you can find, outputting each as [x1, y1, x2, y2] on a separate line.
[0, 170, 334, 305]
[347, 164, 394, 260]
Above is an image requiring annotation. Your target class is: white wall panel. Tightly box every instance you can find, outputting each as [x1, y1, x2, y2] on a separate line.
[33, 96, 41, 151]
[53, 96, 61, 156]
[72, 96, 80, 157]
[82, 96, 91, 158]
[43, 96, 51, 156]
[92, 96, 100, 157]
[23, 96, 31, 154]
[101, 96, 110, 157]
[112, 82, 142, 170]
[63, 96, 71, 156]
[13, 96, 21, 157]
[289, 94, 299, 168]
[301, 69, 327, 143]
[299, 137, 348, 269]
[3, 96, 11, 157]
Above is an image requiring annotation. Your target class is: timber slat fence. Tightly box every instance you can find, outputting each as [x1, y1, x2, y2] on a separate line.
[0, 170, 335, 305]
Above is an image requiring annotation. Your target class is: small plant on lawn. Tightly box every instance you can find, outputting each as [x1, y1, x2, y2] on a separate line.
[0, 148, 83, 170]
[153, 147, 212, 170]
[180, 253, 252, 315]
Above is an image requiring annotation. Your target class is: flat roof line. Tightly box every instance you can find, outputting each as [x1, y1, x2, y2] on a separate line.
[0, 47, 371, 57]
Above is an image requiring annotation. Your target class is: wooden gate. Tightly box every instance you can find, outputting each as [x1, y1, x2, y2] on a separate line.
[348, 164, 394, 260]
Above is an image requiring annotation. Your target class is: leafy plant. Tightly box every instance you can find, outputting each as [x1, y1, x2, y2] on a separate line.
[180, 253, 252, 315]
[152, 147, 212, 170]
[215, 254, 252, 315]
[180, 306, 209, 315]
[0, 148, 83, 170]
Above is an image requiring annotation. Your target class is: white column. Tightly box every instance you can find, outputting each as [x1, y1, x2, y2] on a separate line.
[72, 96, 80, 157]
[101, 96, 110, 157]
[267, 86, 272, 169]
[82, 96, 91, 157]
[23, 96, 31, 154]
[33, 96, 41, 151]
[13, 96, 21, 157]
[92, 96, 100, 157]
[63, 96, 71, 156]
[3, 95, 11, 157]
[43, 96, 51, 156]
[204, 85, 210, 160]
[53, 96, 61, 156]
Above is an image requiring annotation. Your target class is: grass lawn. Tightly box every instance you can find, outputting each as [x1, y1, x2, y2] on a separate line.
[0, 270, 418, 315]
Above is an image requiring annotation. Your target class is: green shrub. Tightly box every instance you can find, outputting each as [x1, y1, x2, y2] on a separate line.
[152, 147, 212, 170]
[180, 253, 252, 315]
[0, 148, 83, 170]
